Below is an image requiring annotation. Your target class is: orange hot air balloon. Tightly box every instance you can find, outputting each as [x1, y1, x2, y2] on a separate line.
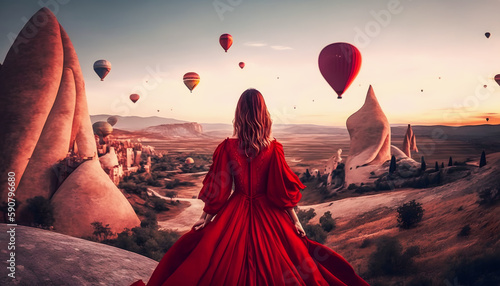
[239, 62, 245, 69]
[130, 93, 140, 103]
[183, 72, 200, 93]
[318, 43, 361, 99]
[93, 60, 112, 81]
[219, 33, 233, 52]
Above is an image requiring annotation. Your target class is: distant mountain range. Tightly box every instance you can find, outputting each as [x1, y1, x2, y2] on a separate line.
[90, 115, 500, 138]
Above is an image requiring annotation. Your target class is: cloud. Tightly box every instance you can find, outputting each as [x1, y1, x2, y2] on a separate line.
[270, 45, 293, 50]
[244, 42, 267, 47]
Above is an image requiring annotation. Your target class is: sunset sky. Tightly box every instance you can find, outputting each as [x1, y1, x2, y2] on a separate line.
[1, 0, 500, 126]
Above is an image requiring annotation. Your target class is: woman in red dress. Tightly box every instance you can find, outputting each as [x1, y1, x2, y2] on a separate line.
[132, 89, 369, 286]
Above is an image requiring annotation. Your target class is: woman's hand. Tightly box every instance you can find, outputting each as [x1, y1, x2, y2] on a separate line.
[193, 211, 214, 231]
[294, 221, 306, 237]
[193, 218, 206, 231]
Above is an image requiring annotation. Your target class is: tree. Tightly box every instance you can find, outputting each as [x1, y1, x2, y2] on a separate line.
[389, 155, 397, 174]
[304, 169, 311, 181]
[441, 162, 445, 169]
[435, 161, 439, 171]
[397, 200, 424, 229]
[420, 156, 426, 171]
[448, 156, 453, 166]
[479, 151, 487, 168]
[297, 208, 316, 225]
[319, 211, 336, 232]
[91, 221, 114, 241]
[165, 190, 178, 201]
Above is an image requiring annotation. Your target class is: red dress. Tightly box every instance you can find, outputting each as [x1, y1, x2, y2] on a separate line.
[132, 139, 369, 286]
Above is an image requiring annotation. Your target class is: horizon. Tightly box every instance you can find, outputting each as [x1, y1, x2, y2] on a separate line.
[2, 1, 500, 126]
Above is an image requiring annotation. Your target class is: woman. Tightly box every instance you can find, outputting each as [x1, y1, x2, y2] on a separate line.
[132, 89, 369, 286]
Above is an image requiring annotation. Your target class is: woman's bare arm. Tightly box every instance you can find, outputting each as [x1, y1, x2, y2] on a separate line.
[286, 208, 306, 237]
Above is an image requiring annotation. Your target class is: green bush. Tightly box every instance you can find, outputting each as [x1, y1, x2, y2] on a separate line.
[368, 236, 417, 276]
[91, 221, 114, 241]
[26, 196, 54, 228]
[303, 224, 327, 244]
[319, 211, 336, 232]
[148, 196, 170, 212]
[397, 200, 424, 229]
[297, 208, 316, 225]
[444, 249, 500, 286]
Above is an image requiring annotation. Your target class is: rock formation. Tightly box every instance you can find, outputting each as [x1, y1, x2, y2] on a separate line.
[402, 124, 418, 157]
[142, 122, 204, 137]
[0, 8, 140, 237]
[0, 224, 157, 286]
[345, 85, 391, 185]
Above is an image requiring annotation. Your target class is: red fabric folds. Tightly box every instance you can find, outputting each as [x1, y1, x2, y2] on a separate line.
[198, 139, 233, 215]
[267, 141, 305, 208]
[131, 139, 370, 286]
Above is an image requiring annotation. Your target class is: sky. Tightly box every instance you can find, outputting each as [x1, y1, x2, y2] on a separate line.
[1, 0, 500, 126]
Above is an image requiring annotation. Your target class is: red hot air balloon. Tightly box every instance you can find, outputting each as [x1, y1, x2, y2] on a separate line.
[130, 93, 140, 103]
[318, 43, 361, 99]
[239, 62, 245, 69]
[494, 74, 500, 86]
[183, 72, 200, 93]
[219, 34, 233, 52]
[93, 60, 112, 81]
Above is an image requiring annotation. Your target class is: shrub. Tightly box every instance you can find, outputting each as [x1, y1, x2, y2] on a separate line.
[348, 183, 357, 190]
[444, 249, 500, 286]
[26, 196, 54, 228]
[91, 221, 114, 241]
[368, 236, 417, 276]
[146, 177, 163, 187]
[119, 181, 147, 195]
[297, 208, 316, 225]
[109, 226, 180, 261]
[164, 190, 178, 201]
[397, 200, 424, 229]
[477, 187, 500, 206]
[458, 225, 471, 237]
[319, 211, 336, 232]
[140, 210, 158, 230]
[303, 224, 327, 244]
[148, 196, 170, 212]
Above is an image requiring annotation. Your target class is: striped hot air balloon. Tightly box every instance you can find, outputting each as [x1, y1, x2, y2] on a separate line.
[183, 72, 200, 93]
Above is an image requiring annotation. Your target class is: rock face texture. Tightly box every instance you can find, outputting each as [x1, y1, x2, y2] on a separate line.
[402, 124, 418, 158]
[345, 86, 391, 185]
[0, 8, 140, 237]
[0, 224, 157, 286]
[142, 122, 204, 137]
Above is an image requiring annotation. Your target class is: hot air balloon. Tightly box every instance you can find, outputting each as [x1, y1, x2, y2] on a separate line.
[219, 33, 233, 52]
[92, 121, 113, 138]
[93, 60, 112, 81]
[318, 42, 362, 99]
[107, 116, 118, 126]
[183, 72, 200, 93]
[486, 117, 490, 122]
[495, 74, 500, 86]
[239, 62, 245, 69]
[130, 93, 140, 103]
[485, 32, 491, 38]
[185, 157, 194, 164]
[484, 85, 488, 88]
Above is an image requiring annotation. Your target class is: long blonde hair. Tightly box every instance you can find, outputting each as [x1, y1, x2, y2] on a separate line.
[233, 88, 272, 157]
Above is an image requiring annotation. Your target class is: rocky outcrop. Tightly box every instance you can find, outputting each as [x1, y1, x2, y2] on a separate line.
[0, 8, 140, 237]
[402, 124, 418, 158]
[142, 122, 203, 137]
[345, 86, 391, 185]
[0, 224, 157, 286]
